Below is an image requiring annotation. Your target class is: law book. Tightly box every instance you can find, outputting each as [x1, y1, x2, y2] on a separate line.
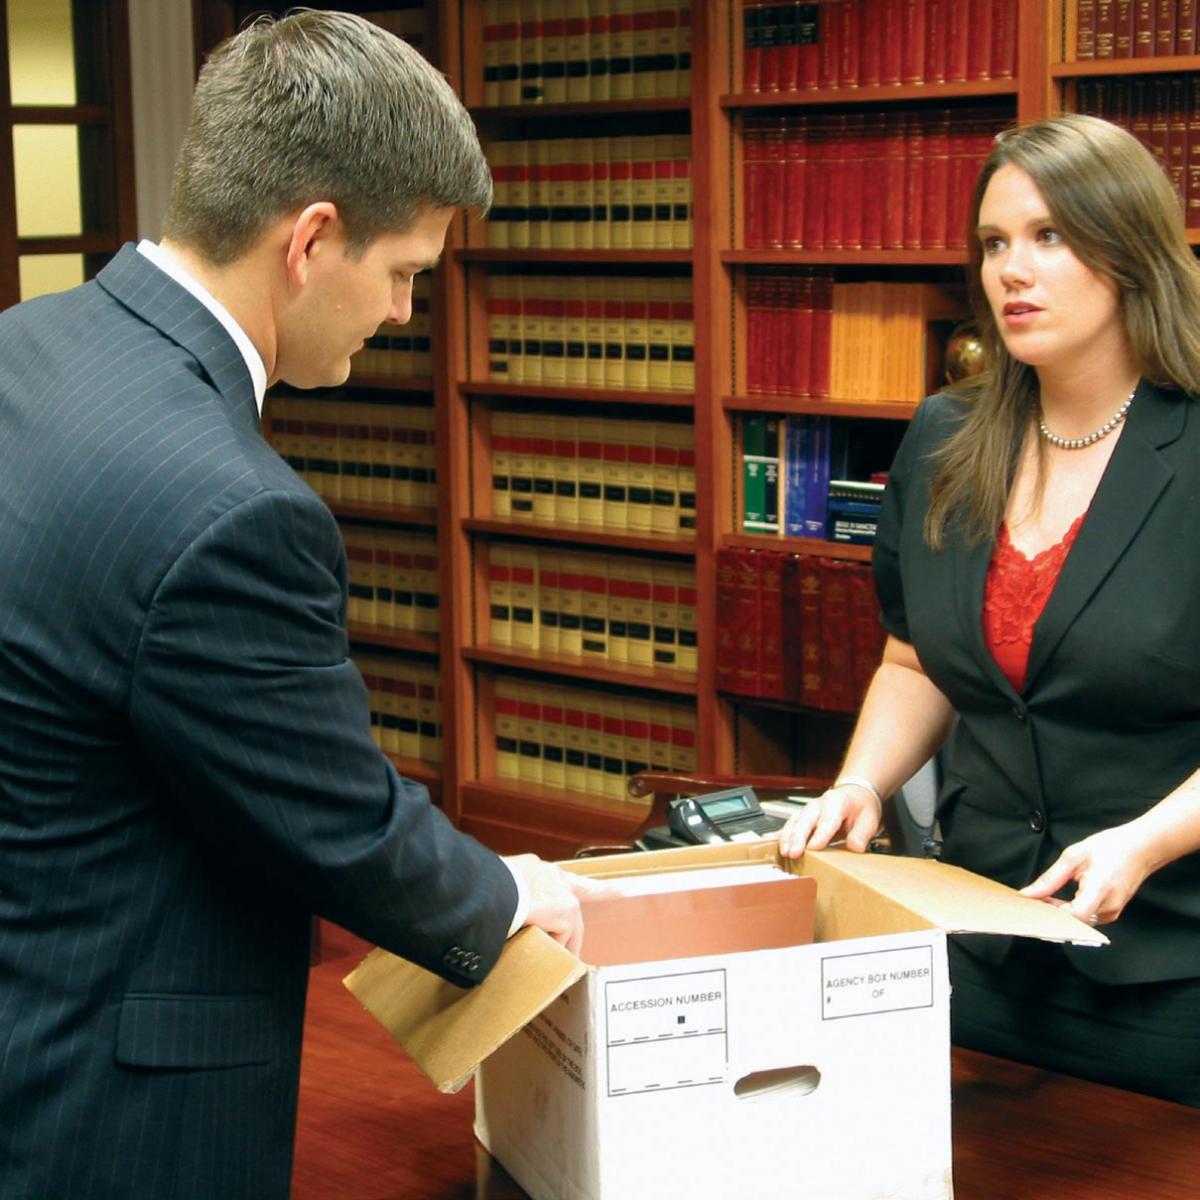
[880, 109, 908, 250]
[1188, 76, 1200, 229]
[415, 666, 441, 765]
[842, 112, 865, 252]
[486, 141, 512, 248]
[395, 675, 421, 760]
[583, 277, 606, 386]
[654, 2, 683, 98]
[674, 562, 697, 672]
[411, 406, 438, 511]
[565, 0, 592, 102]
[763, 115, 787, 250]
[901, 0, 925, 84]
[548, 140, 575, 251]
[543, 278, 568, 388]
[515, 277, 541, 386]
[610, 0, 637, 101]
[622, 696, 652, 779]
[601, 417, 630, 530]
[778, 554, 805, 702]
[743, 116, 768, 249]
[1167, 74, 1188, 207]
[518, 1, 544, 104]
[645, 278, 672, 396]
[575, 416, 606, 527]
[921, 108, 951, 251]
[602, 276, 626, 388]
[1134, 0, 1155, 55]
[487, 542, 513, 648]
[582, 690, 607, 796]
[537, 552, 563, 656]
[1156, 0, 1176, 55]
[650, 418, 680, 533]
[669, 277, 695, 392]
[391, 537, 417, 634]
[368, 528, 395, 631]
[715, 547, 739, 691]
[847, 562, 885, 709]
[823, 114, 847, 252]
[378, 666, 404, 755]
[483, 0, 506, 105]
[590, 137, 612, 251]
[496, 0, 523, 105]
[539, 686, 567, 790]
[624, 286, 650, 392]
[542, 0, 569, 103]
[668, 701, 698, 774]
[344, 527, 374, 627]
[624, 419, 655, 532]
[608, 151, 634, 242]
[606, 556, 633, 665]
[675, 419, 696, 530]
[781, 114, 808, 250]
[551, 413, 580, 525]
[579, 552, 609, 660]
[357, 657, 382, 750]
[672, 2, 693, 97]
[734, 548, 763, 696]
[650, 133, 673, 250]
[568, 140, 594, 253]
[625, 556, 655, 667]
[902, 110, 926, 250]
[587, 0, 613, 102]
[647, 699, 675, 772]
[531, 417, 559, 525]
[1179, 0, 1197, 51]
[991, 0, 1017, 76]
[509, 543, 540, 650]
[411, 538, 439, 637]
[528, 139, 552, 249]
[758, 548, 785, 699]
[599, 693, 629, 802]
[922, 0, 946, 83]
[632, 0, 659, 99]
[562, 692, 589, 793]
[743, 0, 766, 91]
[650, 559, 679, 669]
[1110, 0, 1131, 56]
[516, 680, 544, 784]
[820, 559, 855, 712]
[557, 551, 585, 657]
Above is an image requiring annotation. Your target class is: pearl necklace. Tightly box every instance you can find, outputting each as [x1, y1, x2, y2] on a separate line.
[1038, 387, 1136, 450]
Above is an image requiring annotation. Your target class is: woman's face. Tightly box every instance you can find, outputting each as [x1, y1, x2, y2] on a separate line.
[977, 164, 1126, 374]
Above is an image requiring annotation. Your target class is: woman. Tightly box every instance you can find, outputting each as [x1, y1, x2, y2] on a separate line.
[780, 114, 1200, 1105]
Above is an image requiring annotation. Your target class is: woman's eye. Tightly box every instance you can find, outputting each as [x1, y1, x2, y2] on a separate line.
[1036, 227, 1062, 245]
[981, 236, 1004, 255]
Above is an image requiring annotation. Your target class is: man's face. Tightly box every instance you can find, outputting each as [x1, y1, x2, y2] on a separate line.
[275, 204, 454, 389]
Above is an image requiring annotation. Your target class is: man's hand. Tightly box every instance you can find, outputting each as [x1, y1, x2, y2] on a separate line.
[504, 854, 613, 957]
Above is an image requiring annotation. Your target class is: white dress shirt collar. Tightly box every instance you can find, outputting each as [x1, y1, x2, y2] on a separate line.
[137, 239, 268, 415]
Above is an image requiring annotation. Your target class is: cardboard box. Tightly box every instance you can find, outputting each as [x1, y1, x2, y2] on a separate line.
[345, 842, 1107, 1200]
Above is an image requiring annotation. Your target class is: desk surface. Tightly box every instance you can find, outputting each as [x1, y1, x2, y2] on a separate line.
[294, 926, 1200, 1200]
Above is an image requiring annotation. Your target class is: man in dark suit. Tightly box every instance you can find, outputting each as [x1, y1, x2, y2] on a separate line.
[0, 12, 593, 1198]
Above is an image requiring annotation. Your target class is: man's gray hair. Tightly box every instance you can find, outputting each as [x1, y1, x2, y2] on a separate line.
[163, 9, 492, 263]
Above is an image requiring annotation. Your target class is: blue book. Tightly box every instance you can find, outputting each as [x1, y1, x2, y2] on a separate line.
[804, 416, 831, 537]
[783, 415, 808, 537]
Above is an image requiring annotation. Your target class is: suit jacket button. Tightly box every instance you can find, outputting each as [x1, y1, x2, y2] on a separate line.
[1028, 811, 1045, 833]
[444, 947, 462, 966]
[1011, 705, 1025, 721]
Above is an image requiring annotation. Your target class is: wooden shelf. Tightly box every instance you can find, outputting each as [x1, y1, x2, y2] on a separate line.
[722, 533, 874, 562]
[461, 778, 650, 836]
[382, 754, 442, 796]
[346, 625, 439, 656]
[723, 248, 970, 266]
[344, 374, 434, 393]
[1052, 56, 1200, 78]
[464, 646, 698, 695]
[463, 518, 696, 555]
[468, 97, 690, 120]
[457, 248, 693, 264]
[326, 500, 437, 526]
[721, 80, 1018, 108]
[459, 381, 694, 407]
[722, 692, 857, 720]
[18, 234, 120, 255]
[723, 394, 918, 419]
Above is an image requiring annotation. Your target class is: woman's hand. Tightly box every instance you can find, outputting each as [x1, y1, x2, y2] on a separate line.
[1019, 822, 1158, 926]
[777, 783, 882, 859]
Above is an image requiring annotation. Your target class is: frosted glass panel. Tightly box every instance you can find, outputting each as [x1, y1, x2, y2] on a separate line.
[13, 126, 83, 238]
[8, 0, 76, 105]
[19, 254, 84, 301]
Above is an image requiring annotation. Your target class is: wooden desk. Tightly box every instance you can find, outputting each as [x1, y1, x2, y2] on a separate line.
[294, 926, 1200, 1199]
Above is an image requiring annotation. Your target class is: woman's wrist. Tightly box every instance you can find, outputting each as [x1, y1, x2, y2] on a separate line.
[832, 775, 884, 807]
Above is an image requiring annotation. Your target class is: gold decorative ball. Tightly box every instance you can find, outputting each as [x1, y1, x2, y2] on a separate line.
[944, 323, 986, 384]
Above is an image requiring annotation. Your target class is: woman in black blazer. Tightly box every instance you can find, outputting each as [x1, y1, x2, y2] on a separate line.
[781, 114, 1200, 1104]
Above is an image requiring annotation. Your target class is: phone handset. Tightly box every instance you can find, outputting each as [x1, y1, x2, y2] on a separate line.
[666, 796, 732, 845]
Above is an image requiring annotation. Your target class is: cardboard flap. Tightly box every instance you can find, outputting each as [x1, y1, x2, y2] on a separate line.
[806, 849, 1109, 947]
[343, 928, 586, 1094]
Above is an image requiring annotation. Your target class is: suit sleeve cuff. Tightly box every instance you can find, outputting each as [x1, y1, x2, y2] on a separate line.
[501, 857, 530, 938]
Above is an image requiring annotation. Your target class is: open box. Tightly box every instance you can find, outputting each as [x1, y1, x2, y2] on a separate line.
[345, 842, 1106, 1200]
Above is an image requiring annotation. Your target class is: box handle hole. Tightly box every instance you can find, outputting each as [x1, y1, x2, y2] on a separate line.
[733, 1065, 821, 1100]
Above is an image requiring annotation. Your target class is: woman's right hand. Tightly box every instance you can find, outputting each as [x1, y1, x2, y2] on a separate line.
[777, 783, 883, 859]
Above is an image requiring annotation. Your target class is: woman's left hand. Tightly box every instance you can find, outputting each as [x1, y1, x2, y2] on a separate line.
[1019, 823, 1156, 926]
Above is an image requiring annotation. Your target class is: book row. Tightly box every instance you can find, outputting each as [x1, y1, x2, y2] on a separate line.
[745, 273, 962, 402]
[360, 655, 443, 766]
[492, 676, 697, 801]
[1074, 75, 1200, 219]
[265, 396, 437, 510]
[486, 274, 695, 392]
[742, 0, 1017, 92]
[484, 134, 693, 251]
[482, 1, 693, 106]
[1075, 0, 1197, 59]
[343, 527, 440, 637]
[743, 107, 1006, 252]
[716, 549, 885, 713]
[491, 412, 696, 534]
[740, 413, 889, 542]
[488, 544, 697, 673]
[353, 276, 432, 379]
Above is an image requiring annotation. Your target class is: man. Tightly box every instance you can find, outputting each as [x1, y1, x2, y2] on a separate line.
[0, 12, 594, 1199]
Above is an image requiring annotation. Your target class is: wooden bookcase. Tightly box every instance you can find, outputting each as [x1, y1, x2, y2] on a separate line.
[196, 2, 1200, 857]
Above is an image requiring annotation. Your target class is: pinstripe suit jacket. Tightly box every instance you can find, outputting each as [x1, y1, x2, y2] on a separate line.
[0, 245, 516, 1199]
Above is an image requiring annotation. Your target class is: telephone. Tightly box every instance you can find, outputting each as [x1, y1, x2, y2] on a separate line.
[639, 785, 790, 850]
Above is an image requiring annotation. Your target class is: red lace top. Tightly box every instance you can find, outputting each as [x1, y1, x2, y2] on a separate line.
[982, 515, 1085, 691]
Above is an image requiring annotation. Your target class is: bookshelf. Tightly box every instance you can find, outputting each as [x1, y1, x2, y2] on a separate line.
[202, 2, 1200, 856]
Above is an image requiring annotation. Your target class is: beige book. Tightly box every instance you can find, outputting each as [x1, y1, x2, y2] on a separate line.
[529, 139, 552, 250]
[625, 418, 654, 532]
[564, 0, 592, 103]
[391, 534, 417, 634]
[386, 405, 413, 507]
[563, 278, 588, 388]
[650, 558, 679, 669]
[539, 684, 567, 790]
[409, 406, 437, 511]
[508, 137, 531, 249]
[548, 138, 574, 250]
[395, 673, 421, 760]
[508, 543, 540, 650]
[668, 276, 694, 392]
[415, 664, 442, 766]
[590, 136, 611, 250]
[376, 659, 403, 755]
[496, 0, 522, 106]
[608, 135, 634, 250]
[508, 411, 537, 521]
[536, 545, 563, 656]
[646, 278, 673, 393]
[581, 689, 607, 797]
[632, 0, 659, 99]
[561, 687, 589, 793]
[654, 1, 681, 97]
[541, 0, 568, 104]
[490, 409, 514, 520]
[411, 534, 439, 637]
[515, 680, 544, 785]
[630, 135, 657, 251]
[367, 528, 394, 631]
[653, 133, 674, 251]
[575, 417, 606, 527]
[483, 1, 504, 107]
[650, 419, 679, 534]
[670, 133, 693, 249]
[598, 693, 629, 802]
[571, 138, 594, 252]
[602, 275, 626, 389]
[675, 421, 696, 532]
[540, 276, 568, 389]
[578, 551, 609, 660]
[623, 280, 650, 392]
[622, 695, 652, 778]
[669, 701, 698, 774]
[343, 525, 374, 628]
[599, 413, 629, 530]
[487, 542, 515, 649]
[605, 555, 632, 666]
[609, 0, 636, 101]
[586, 0, 612, 103]
[675, 560, 698, 673]
[647, 698, 676, 771]
[493, 676, 521, 781]
[584, 276, 607, 387]
[518, 276, 544, 386]
[556, 551, 585, 658]
[625, 557, 655, 667]
[552, 413, 581, 525]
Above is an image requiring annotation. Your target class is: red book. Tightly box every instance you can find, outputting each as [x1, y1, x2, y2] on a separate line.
[1187, 76, 1200, 228]
[841, 112, 865, 250]
[859, 0, 884, 86]
[760, 0, 782, 92]
[1179, 0, 1197, 52]
[811, 275, 833, 398]
[881, 0, 904, 86]
[924, 0, 947, 84]
[734, 549, 763, 697]
[792, 273, 815, 396]
[744, 117, 767, 249]
[1156, 0, 1177, 55]
[715, 549, 740, 691]
[803, 121, 829, 249]
[746, 273, 765, 394]
[823, 113, 848, 251]
[780, 555, 805, 702]
[859, 112, 886, 250]
[759, 550, 785, 699]
[1167, 75, 1188, 208]
[779, 1, 802, 91]
[902, 110, 926, 251]
[1148, 77, 1171, 174]
[798, 2, 821, 89]
[881, 110, 908, 249]
[820, 559, 854, 712]
[1077, 0, 1098, 58]
[946, 0, 970, 79]
[783, 114, 808, 249]
[763, 116, 787, 250]
[946, 111, 976, 251]
[798, 557, 826, 708]
[921, 108, 951, 251]
[992, 0, 1017, 77]
[839, 0, 860, 87]
[1131, 78, 1152, 151]
[847, 563, 886, 708]
[759, 275, 778, 396]
[967, 0, 993, 79]
[1134, 0, 1155, 56]
[901, 0, 926, 84]
[1111, 0, 1132, 57]
[819, 0, 843, 88]
[743, 0, 765, 92]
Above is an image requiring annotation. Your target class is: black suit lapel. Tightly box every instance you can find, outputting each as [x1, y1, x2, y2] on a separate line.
[1024, 381, 1185, 691]
[94, 243, 259, 431]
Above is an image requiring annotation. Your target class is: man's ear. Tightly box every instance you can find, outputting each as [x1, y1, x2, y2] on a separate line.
[284, 202, 341, 286]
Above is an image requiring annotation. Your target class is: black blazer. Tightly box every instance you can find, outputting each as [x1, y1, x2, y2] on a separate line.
[0, 246, 516, 1200]
[876, 383, 1200, 985]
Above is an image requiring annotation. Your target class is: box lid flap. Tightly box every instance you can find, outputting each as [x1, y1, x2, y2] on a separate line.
[343, 927, 586, 1094]
[810, 849, 1109, 946]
